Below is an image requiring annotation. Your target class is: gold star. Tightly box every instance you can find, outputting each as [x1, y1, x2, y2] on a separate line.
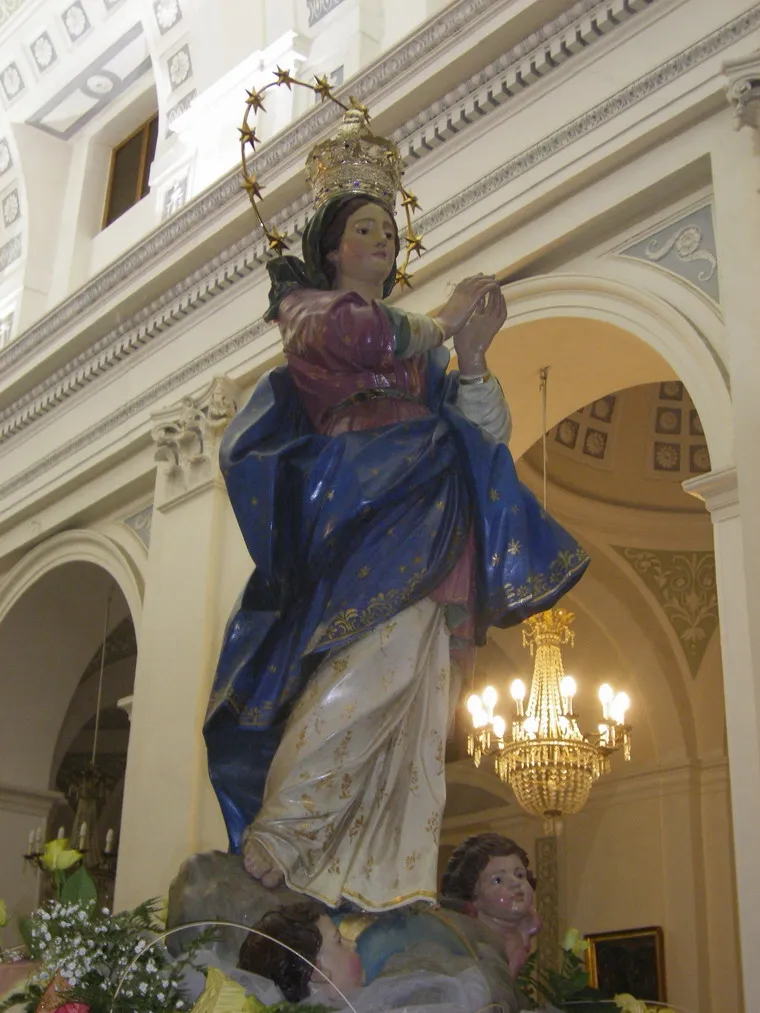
[507, 539, 522, 556]
[326, 490, 335, 501]
[274, 66, 296, 89]
[358, 565, 371, 578]
[492, 553, 501, 566]
[489, 488, 500, 502]
[348, 95, 370, 119]
[251, 497, 258, 506]
[406, 232, 425, 258]
[435, 500, 445, 511]
[238, 125, 259, 147]
[399, 564, 407, 573]
[242, 175, 264, 200]
[265, 227, 290, 255]
[401, 190, 421, 213]
[245, 88, 267, 113]
[395, 267, 413, 290]
[313, 74, 333, 102]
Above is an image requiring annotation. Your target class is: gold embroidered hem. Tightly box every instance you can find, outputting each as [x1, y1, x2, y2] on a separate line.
[247, 598, 451, 911]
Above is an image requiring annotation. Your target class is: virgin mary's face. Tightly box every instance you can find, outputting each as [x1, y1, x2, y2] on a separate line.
[328, 203, 396, 290]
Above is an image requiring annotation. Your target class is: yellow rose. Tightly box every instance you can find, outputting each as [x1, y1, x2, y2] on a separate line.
[41, 838, 82, 872]
[614, 993, 649, 1013]
[0, 898, 7, 928]
[561, 927, 589, 957]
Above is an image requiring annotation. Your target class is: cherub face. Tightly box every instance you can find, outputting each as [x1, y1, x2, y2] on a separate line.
[314, 915, 364, 991]
[473, 854, 535, 923]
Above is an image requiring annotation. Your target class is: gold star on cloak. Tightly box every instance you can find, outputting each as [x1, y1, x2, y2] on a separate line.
[266, 227, 290, 255]
[274, 66, 296, 89]
[245, 89, 267, 113]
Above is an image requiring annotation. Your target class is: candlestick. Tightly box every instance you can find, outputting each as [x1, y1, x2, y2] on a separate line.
[104, 829, 114, 855]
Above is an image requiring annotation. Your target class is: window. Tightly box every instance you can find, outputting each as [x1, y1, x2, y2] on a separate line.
[103, 114, 159, 228]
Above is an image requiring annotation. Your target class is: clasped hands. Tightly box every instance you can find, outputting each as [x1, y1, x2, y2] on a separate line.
[435, 274, 506, 376]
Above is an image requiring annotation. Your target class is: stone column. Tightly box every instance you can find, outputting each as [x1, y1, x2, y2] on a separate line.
[114, 377, 241, 910]
[684, 467, 760, 1010]
[535, 835, 560, 975]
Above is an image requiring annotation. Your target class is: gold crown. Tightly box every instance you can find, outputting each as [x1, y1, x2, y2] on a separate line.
[306, 108, 403, 210]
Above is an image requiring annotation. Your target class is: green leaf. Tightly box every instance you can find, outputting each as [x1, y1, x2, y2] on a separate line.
[17, 914, 35, 952]
[60, 864, 98, 906]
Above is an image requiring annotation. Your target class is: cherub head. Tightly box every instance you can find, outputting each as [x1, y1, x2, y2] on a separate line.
[238, 901, 364, 1002]
[441, 832, 537, 925]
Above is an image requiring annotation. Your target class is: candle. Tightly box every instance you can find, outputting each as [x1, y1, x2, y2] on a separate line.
[78, 822, 87, 851]
[34, 827, 42, 853]
[57, 826, 65, 839]
[27, 829, 34, 854]
[104, 829, 114, 855]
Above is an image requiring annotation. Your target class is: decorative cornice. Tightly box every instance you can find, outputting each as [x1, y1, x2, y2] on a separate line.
[0, 0, 657, 437]
[0, 317, 273, 500]
[0, 2, 756, 482]
[0, 779, 62, 816]
[415, 3, 760, 235]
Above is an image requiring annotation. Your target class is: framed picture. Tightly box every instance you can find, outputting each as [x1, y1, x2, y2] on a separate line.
[586, 926, 666, 1003]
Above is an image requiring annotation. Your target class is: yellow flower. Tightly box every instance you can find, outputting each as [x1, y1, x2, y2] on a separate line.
[0, 898, 7, 927]
[561, 926, 589, 957]
[41, 838, 82, 872]
[614, 994, 649, 1013]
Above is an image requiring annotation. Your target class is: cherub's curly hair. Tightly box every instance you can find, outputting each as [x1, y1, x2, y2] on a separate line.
[238, 901, 326, 1002]
[441, 832, 536, 903]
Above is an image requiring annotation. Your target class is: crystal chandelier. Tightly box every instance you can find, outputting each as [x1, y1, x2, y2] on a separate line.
[466, 369, 632, 832]
[467, 606, 631, 831]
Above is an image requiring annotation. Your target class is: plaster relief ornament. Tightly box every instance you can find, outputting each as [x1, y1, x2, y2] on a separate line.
[203, 69, 589, 916]
[62, 1, 89, 41]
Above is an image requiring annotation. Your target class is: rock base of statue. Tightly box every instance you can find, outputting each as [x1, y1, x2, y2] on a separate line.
[166, 850, 307, 962]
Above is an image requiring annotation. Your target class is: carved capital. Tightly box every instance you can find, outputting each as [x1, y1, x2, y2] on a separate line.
[724, 50, 760, 130]
[151, 375, 240, 501]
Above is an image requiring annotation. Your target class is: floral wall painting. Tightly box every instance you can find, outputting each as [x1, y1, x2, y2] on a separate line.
[586, 926, 666, 1004]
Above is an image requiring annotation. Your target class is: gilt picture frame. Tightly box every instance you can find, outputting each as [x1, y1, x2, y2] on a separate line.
[585, 926, 666, 1004]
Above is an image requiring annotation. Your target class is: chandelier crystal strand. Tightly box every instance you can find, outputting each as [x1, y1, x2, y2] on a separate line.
[466, 368, 633, 834]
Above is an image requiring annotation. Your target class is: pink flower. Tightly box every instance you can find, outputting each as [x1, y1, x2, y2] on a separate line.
[55, 1004, 90, 1013]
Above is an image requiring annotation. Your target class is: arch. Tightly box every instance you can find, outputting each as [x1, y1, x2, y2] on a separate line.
[0, 529, 144, 635]
[495, 273, 732, 469]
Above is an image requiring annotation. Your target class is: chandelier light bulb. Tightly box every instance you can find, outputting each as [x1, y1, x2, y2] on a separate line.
[482, 685, 498, 709]
[559, 676, 577, 698]
[598, 683, 614, 704]
[524, 716, 539, 737]
[467, 693, 482, 715]
[510, 679, 526, 702]
[473, 708, 488, 729]
[492, 715, 506, 739]
[611, 692, 630, 724]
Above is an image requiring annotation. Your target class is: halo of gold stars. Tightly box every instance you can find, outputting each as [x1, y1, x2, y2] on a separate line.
[240, 70, 423, 286]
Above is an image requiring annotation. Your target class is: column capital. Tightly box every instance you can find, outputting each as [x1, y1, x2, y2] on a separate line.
[151, 375, 241, 506]
[683, 466, 738, 522]
[724, 49, 760, 130]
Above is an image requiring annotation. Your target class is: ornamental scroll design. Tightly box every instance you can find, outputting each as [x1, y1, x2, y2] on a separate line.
[307, 0, 346, 27]
[0, 0, 28, 28]
[615, 548, 719, 677]
[644, 225, 717, 281]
